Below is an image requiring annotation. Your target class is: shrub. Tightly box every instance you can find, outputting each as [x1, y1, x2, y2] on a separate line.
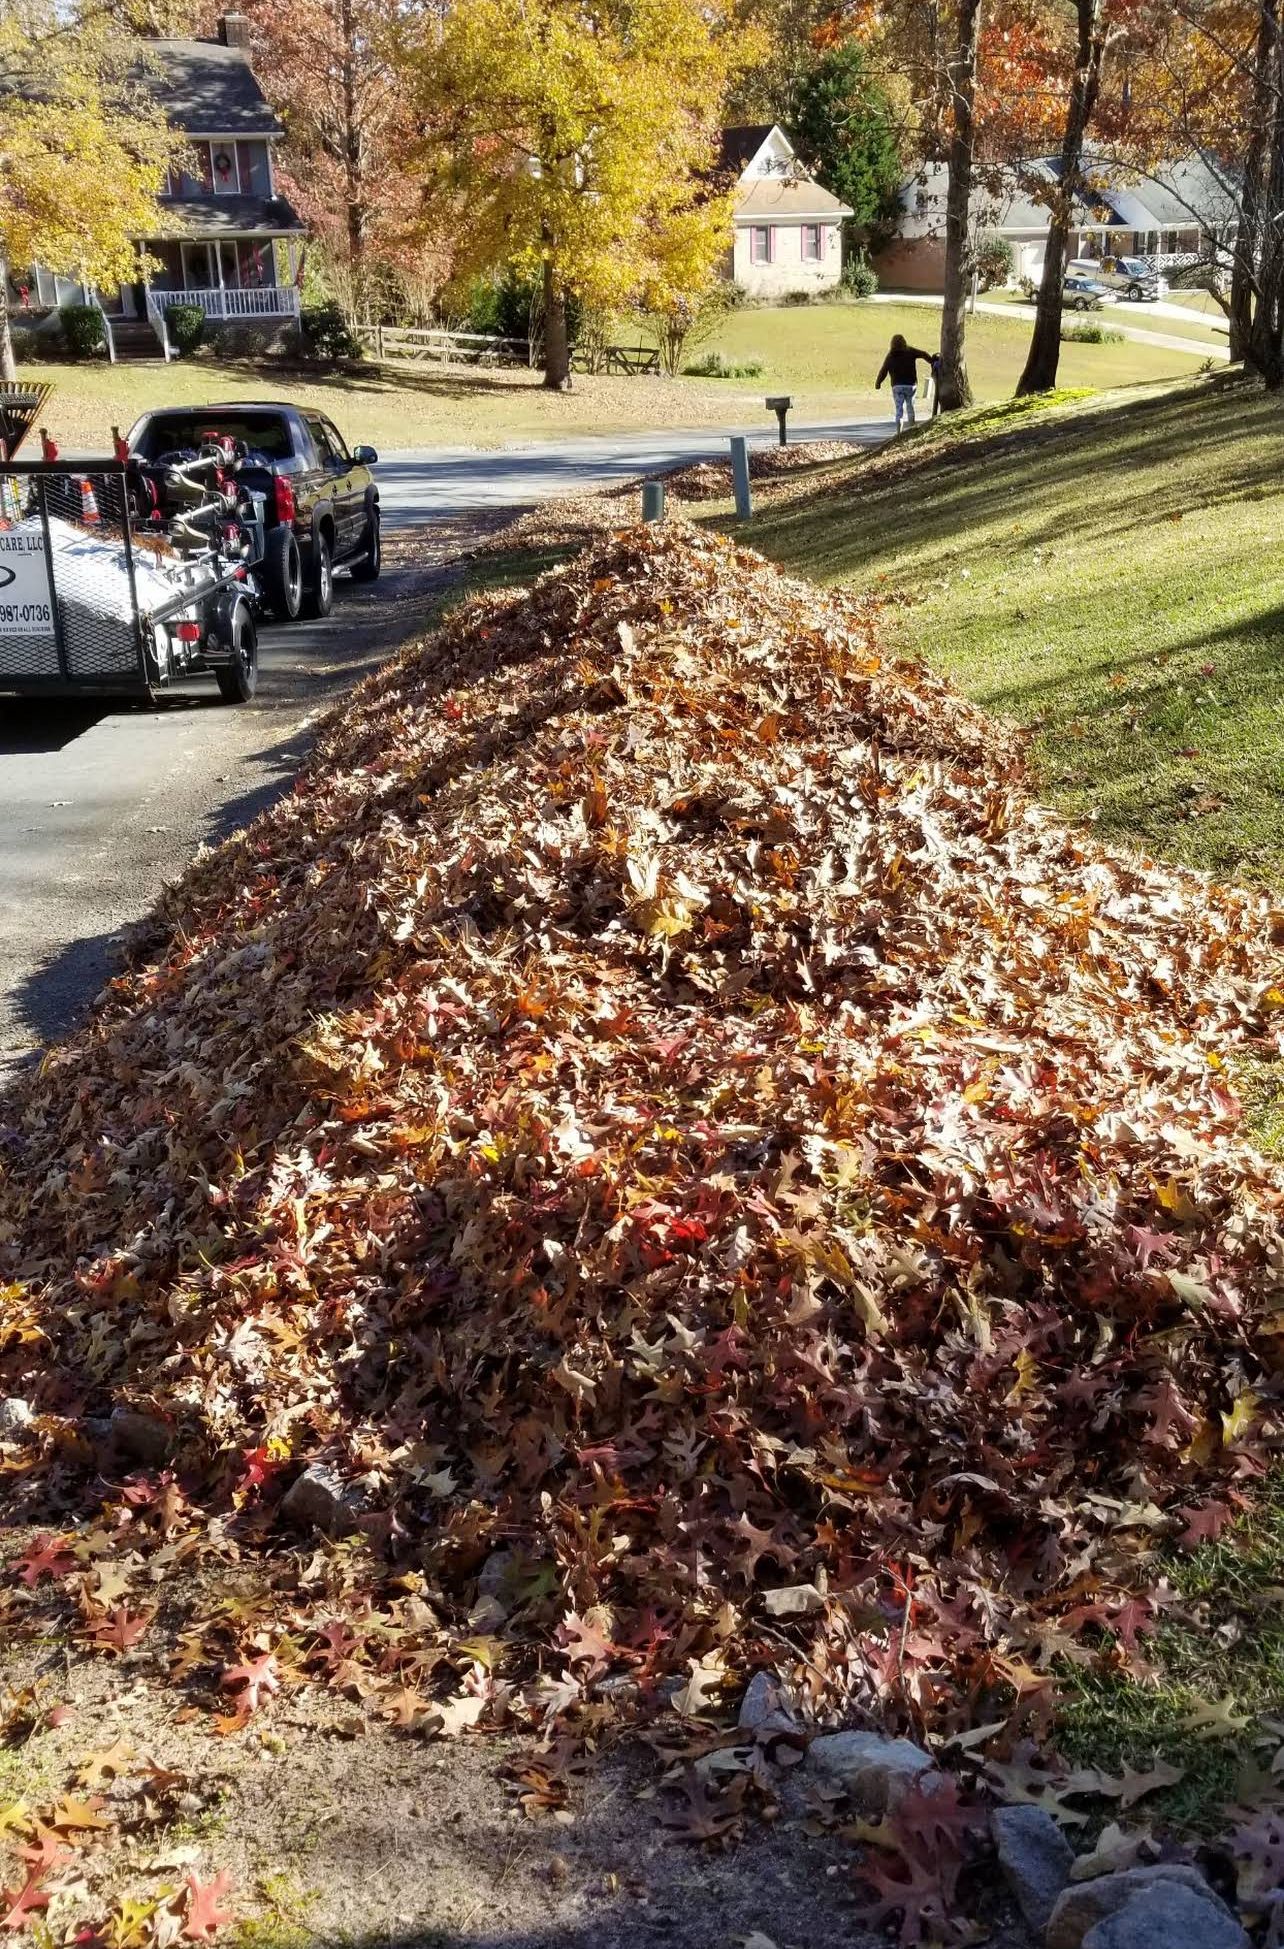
[164, 303, 207, 357]
[842, 254, 879, 299]
[782, 288, 817, 306]
[1061, 320, 1124, 345]
[642, 284, 730, 376]
[59, 305, 105, 359]
[725, 281, 750, 310]
[683, 350, 765, 379]
[300, 301, 361, 361]
[976, 232, 1014, 290]
[1018, 275, 1038, 301]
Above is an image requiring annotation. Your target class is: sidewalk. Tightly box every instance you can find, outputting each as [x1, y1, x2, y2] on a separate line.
[870, 289, 1229, 363]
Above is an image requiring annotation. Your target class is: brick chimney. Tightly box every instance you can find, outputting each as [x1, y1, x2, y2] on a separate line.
[218, 12, 252, 47]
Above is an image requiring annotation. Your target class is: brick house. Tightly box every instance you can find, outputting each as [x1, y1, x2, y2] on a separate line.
[873, 153, 1239, 292]
[722, 126, 852, 298]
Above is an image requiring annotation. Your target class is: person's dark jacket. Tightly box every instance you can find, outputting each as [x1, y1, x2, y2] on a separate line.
[876, 344, 931, 387]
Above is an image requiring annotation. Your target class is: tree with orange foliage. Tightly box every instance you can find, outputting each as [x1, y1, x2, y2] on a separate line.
[235, 0, 432, 320]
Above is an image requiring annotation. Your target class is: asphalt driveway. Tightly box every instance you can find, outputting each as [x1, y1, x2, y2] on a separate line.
[0, 418, 884, 1077]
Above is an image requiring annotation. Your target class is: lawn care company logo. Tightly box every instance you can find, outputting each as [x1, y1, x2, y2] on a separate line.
[0, 526, 53, 633]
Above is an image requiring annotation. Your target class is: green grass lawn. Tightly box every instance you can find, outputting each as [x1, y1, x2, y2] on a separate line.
[733, 375, 1284, 888]
[976, 286, 1233, 348]
[24, 300, 1204, 454]
[696, 300, 1209, 400]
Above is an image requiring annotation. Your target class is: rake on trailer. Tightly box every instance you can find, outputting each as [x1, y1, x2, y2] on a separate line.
[0, 382, 54, 461]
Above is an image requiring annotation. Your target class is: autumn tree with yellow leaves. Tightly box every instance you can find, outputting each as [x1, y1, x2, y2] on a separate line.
[405, 0, 742, 388]
[0, 2, 175, 379]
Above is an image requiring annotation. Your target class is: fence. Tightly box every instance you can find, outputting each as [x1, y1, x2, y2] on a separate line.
[0, 463, 151, 693]
[357, 324, 531, 367]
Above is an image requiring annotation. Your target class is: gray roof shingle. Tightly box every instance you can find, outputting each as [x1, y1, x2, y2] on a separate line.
[135, 37, 284, 137]
[150, 193, 304, 237]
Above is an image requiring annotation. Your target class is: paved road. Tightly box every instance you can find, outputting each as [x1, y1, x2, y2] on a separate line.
[0, 418, 885, 1077]
[375, 417, 887, 526]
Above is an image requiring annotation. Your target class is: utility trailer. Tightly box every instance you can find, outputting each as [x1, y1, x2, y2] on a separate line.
[0, 456, 260, 705]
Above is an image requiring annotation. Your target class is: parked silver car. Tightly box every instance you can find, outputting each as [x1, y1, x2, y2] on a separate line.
[1064, 275, 1118, 311]
[1068, 256, 1167, 301]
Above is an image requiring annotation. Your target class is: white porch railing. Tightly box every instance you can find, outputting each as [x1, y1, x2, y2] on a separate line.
[160, 286, 302, 320]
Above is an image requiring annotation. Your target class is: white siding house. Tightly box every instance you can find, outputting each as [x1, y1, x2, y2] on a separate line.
[723, 126, 852, 299]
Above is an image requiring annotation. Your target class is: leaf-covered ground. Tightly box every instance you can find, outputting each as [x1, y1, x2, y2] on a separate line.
[1, 524, 1283, 1939]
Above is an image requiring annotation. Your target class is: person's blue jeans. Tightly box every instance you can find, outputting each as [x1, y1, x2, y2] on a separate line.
[892, 382, 917, 429]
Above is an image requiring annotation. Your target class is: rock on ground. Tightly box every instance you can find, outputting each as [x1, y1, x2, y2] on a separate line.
[1046, 1864, 1242, 1949]
[280, 1463, 363, 1536]
[1081, 1882, 1250, 1949]
[990, 1804, 1073, 1933]
[739, 1672, 793, 1733]
[0, 1397, 33, 1438]
[805, 1732, 936, 1811]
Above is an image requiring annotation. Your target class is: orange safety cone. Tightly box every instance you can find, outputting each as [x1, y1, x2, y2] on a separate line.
[78, 477, 100, 527]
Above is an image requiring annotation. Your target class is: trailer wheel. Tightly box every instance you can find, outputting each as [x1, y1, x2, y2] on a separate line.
[215, 599, 258, 704]
[263, 525, 303, 620]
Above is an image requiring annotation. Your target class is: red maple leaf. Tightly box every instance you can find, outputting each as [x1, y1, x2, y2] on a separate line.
[220, 1651, 280, 1714]
[182, 1871, 236, 1942]
[17, 1828, 70, 1878]
[13, 1535, 75, 1587]
[555, 1613, 619, 1680]
[84, 1607, 150, 1655]
[1177, 1501, 1236, 1548]
[0, 1869, 51, 1932]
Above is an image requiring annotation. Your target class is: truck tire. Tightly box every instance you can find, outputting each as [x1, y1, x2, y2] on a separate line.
[1126, 282, 1143, 301]
[215, 599, 258, 703]
[349, 505, 381, 582]
[263, 524, 303, 620]
[304, 531, 334, 618]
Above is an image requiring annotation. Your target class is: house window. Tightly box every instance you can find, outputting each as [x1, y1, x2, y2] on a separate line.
[1162, 228, 1179, 254]
[750, 226, 773, 265]
[802, 225, 823, 262]
[211, 144, 239, 193]
[236, 141, 271, 197]
[236, 240, 268, 287]
[168, 144, 215, 196]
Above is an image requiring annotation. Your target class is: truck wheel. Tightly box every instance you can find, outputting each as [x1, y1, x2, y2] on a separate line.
[263, 525, 303, 620]
[215, 600, 258, 704]
[1127, 282, 1142, 301]
[349, 506, 381, 582]
[304, 532, 334, 618]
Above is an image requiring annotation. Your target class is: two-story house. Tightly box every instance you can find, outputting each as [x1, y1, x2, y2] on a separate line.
[14, 13, 305, 357]
[722, 126, 852, 298]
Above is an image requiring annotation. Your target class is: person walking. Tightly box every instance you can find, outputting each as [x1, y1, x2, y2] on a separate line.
[875, 334, 933, 431]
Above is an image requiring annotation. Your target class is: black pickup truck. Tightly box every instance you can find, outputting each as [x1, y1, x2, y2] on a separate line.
[125, 401, 380, 621]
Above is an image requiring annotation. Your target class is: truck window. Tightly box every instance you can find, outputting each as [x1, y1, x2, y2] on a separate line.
[138, 413, 294, 462]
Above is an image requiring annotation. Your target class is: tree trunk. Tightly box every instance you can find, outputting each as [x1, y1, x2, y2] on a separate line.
[937, 0, 982, 412]
[542, 257, 571, 391]
[1246, 0, 1284, 383]
[1232, 0, 1276, 362]
[339, 0, 367, 321]
[1016, 0, 1106, 396]
[0, 258, 15, 385]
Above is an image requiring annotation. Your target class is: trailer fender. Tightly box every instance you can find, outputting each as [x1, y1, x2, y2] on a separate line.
[206, 587, 253, 660]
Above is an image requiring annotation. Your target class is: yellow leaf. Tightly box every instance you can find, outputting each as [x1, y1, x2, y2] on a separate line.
[1222, 1391, 1260, 1446]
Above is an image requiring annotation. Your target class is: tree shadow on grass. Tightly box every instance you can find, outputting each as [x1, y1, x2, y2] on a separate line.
[739, 379, 1282, 591]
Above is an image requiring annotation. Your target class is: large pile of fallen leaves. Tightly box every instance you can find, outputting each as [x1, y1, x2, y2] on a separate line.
[3, 524, 1283, 1732]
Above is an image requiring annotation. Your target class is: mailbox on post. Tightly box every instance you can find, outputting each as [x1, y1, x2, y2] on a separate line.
[765, 395, 792, 447]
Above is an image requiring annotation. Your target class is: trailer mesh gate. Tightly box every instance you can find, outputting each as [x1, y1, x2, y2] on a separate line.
[0, 463, 150, 692]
